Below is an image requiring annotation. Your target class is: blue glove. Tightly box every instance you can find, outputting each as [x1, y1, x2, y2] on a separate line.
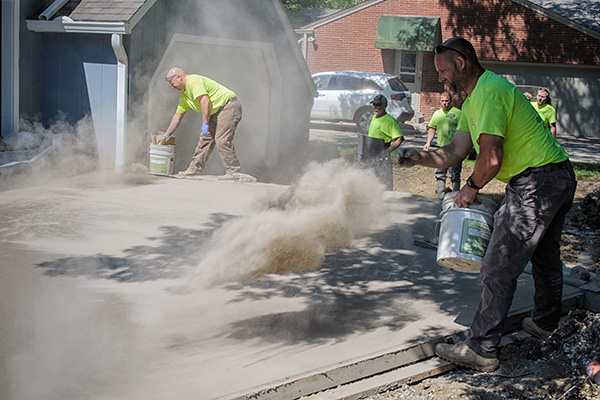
[396, 148, 421, 168]
[202, 122, 210, 138]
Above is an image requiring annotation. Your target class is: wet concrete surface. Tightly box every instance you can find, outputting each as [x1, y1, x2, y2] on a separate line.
[0, 168, 584, 399]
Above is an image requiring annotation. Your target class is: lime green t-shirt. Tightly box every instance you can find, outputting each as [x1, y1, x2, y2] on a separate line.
[368, 113, 403, 143]
[428, 107, 462, 147]
[176, 74, 236, 116]
[531, 102, 556, 128]
[457, 70, 568, 183]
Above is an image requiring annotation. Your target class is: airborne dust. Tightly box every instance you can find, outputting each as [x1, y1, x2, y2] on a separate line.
[196, 159, 387, 285]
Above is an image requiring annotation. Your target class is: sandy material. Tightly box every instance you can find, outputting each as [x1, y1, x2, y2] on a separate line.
[195, 159, 387, 285]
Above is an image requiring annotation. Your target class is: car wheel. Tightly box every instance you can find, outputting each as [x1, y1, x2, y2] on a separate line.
[354, 107, 373, 134]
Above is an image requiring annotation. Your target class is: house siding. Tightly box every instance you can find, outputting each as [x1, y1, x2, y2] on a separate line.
[302, 0, 600, 137]
[19, 0, 44, 125]
[40, 33, 116, 126]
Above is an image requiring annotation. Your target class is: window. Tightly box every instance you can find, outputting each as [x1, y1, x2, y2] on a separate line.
[313, 75, 333, 90]
[362, 79, 382, 90]
[330, 76, 362, 90]
[388, 77, 409, 92]
[400, 52, 416, 84]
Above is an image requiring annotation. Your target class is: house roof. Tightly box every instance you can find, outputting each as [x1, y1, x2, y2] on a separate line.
[28, 0, 156, 34]
[32, 0, 151, 23]
[289, 9, 340, 29]
[69, 0, 146, 22]
[524, 0, 600, 33]
[297, 0, 599, 40]
[297, 0, 384, 32]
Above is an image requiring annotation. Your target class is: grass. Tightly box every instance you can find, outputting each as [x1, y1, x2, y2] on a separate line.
[572, 162, 600, 179]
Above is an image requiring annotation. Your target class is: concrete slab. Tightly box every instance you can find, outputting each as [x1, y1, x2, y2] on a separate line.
[0, 171, 581, 400]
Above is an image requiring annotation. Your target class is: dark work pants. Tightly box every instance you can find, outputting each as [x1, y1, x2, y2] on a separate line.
[434, 163, 462, 183]
[466, 160, 576, 358]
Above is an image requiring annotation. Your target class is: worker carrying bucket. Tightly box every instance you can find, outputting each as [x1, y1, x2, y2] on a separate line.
[397, 37, 576, 373]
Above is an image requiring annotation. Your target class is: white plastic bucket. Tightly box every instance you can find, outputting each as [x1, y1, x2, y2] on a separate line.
[149, 144, 175, 175]
[436, 193, 500, 273]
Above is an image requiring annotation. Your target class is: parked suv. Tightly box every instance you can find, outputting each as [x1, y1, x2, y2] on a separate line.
[311, 71, 414, 134]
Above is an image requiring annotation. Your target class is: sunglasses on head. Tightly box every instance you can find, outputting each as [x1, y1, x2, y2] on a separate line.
[435, 44, 468, 60]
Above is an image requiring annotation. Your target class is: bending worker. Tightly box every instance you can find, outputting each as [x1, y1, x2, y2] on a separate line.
[397, 38, 576, 372]
[163, 67, 246, 180]
[424, 91, 463, 198]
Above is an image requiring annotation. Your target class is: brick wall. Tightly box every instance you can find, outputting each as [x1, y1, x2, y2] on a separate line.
[303, 0, 600, 122]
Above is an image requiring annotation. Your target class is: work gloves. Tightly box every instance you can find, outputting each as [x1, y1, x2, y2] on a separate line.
[396, 148, 421, 168]
[202, 122, 210, 138]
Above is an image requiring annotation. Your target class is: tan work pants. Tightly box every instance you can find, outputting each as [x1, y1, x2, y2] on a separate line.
[189, 99, 242, 174]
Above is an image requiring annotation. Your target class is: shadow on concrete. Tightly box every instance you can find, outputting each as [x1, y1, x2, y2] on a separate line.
[36, 213, 234, 282]
[35, 199, 480, 347]
[560, 137, 600, 164]
[223, 211, 481, 346]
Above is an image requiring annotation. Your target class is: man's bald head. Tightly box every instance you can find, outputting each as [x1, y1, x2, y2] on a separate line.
[165, 67, 187, 91]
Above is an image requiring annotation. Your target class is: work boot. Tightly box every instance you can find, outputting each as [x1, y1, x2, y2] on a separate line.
[177, 164, 202, 177]
[233, 172, 257, 183]
[522, 317, 553, 341]
[435, 341, 499, 372]
[436, 180, 446, 199]
[218, 173, 236, 181]
[452, 180, 461, 192]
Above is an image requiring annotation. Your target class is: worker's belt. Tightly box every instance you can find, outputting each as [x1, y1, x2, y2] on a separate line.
[521, 159, 570, 175]
[224, 97, 238, 106]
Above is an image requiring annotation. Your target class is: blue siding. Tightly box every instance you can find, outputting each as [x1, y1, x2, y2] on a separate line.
[40, 33, 116, 126]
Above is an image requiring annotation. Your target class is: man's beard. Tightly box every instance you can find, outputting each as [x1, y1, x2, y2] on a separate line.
[448, 62, 469, 93]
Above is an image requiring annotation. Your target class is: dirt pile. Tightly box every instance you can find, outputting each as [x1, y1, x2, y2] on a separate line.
[366, 309, 600, 400]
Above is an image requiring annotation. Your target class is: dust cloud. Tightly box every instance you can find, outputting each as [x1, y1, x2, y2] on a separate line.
[196, 159, 387, 285]
[0, 116, 98, 191]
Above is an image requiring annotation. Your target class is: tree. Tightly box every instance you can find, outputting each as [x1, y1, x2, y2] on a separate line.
[281, 0, 362, 15]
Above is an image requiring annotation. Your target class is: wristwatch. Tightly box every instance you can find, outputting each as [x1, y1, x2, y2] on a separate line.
[467, 176, 484, 190]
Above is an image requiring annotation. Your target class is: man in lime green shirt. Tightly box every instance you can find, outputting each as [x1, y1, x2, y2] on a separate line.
[424, 91, 463, 198]
[526, 88, 557, 138]
[163, 67, 248, 180]
[361, 95, 404, 190]
[397, 38, 576, 373]
[367, 94, 404, 153]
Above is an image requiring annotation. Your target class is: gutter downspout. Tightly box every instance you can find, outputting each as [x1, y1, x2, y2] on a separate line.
[1, 0, 19, 136]
[111, 33, 128, 173]
[301, 33, 308, 60]
[39, 0, 69, 20]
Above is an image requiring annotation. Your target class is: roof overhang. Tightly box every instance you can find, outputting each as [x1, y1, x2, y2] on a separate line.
[296, 0, 385, 33]
[511, 0, 600, 41]
[26, 19, 130, 34]
[25, 0, 158, 35]
[374, 16, 441, 51]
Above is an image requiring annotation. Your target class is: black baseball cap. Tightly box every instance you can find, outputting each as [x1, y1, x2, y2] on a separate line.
[370, 94, 388, 105]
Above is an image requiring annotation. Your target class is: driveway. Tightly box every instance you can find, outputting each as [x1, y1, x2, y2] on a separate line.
[0, 167, 583, 399]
